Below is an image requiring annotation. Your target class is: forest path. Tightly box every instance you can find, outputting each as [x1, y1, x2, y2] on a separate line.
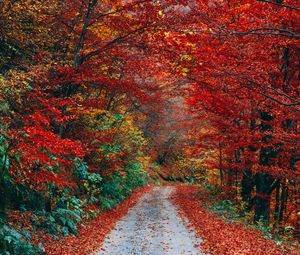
[95, 186, 204, 255]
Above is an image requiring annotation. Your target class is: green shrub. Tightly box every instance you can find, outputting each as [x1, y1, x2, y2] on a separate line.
[33, 208, 80, 238]
[203, 183, 223, 198]
[0, 220, 43, 255]
[74, 159, 102, 204]
[99, 162, 148, 210]
[211, 199, 240, 220]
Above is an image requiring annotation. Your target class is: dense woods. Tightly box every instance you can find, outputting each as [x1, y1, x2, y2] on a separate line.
[0, 0, 299, 254]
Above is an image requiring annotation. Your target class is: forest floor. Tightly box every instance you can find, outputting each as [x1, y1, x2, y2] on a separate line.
[172, 185, 300, 255]
[91, 185, 300, 255]
[94, 186, 202, 255]
[22, 185, 299, 255]
[33, 186, 153, 254]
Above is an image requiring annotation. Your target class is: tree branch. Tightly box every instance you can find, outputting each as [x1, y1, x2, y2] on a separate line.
[79, 25, 148, 64]
[40, 11, 80, 36]
[257, 0, 300, 11]
[89, 0, 152, 26]
[230, 28, 300, 39]
[74, 0, 98, 67]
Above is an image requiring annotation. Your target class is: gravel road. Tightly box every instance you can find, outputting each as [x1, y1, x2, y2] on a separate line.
[95, 186, 204, 255]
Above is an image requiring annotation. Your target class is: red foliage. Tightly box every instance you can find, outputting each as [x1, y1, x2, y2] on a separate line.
[172, 186, 300, 255]
[8, 89, 85, 190]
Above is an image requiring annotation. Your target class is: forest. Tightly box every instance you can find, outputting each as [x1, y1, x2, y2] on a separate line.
[0, 0, 299, 254]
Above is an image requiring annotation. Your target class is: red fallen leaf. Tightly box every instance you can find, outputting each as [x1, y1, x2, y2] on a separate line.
[172, 186, 300, 255]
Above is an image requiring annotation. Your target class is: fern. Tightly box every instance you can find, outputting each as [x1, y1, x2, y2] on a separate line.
[0, 222, 43, 255]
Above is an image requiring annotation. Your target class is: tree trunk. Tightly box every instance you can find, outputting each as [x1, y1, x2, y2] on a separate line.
[254, 172, 273, 225]
[241, 170, 254, 210]
[279, 181, 288, 224]
[74, 0, 98, 67]
[273, 181, 280, 224]
[0, 183, 7, 219]
[219, 142, 224, 186]
[0, 151, 8, 219]
[226, 167, 235, 199]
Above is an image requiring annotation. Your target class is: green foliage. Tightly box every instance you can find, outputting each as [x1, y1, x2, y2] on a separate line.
[100, 143, 122, 156]
[0, 135, 10, 180]
[98, 195, 118, 211]
[203, 183, 223, 198]
[202, 184, 291, 245]
[74, 159, 102, 205]
[99, 162, 148, 210]
[52, 208, 81, 236]
[56, 195, 86, 217]
[73, 159, 89, 179]
[255, 220, 272, 239]
[32, 194, 85, 238]
[100, 176, 126, 204]
[74, 156, 148, 211]
[211, 200, 240, 221]
[0, 220, 43, 255]
[33, 206, 81, 238]
[124, 162, 148, 191]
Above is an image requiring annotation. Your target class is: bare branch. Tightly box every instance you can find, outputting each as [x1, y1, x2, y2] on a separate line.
[257, 0, 300, 11]
[80, 25, 148, 64]
[40, 11, 80, 35]
[242, 82, 300, 113]
[230, 28, 300, 39]
[74, 0, 98, 67]
[89, 0, 152, 26]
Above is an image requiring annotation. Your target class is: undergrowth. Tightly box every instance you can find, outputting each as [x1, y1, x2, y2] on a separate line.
[201, 183, 298, 247]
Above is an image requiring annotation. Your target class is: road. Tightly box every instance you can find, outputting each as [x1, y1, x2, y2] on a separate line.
[95, 186, 204, 255]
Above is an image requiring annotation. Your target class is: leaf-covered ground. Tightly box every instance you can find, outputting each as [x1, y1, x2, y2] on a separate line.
[35, 186, 152, 255]
[9, 185, 299, 255]
[172, 186, 300, 255]
[96, 186, 202, 255]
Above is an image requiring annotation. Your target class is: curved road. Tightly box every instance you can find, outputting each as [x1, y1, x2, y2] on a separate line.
[95, 186, 204, 255]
